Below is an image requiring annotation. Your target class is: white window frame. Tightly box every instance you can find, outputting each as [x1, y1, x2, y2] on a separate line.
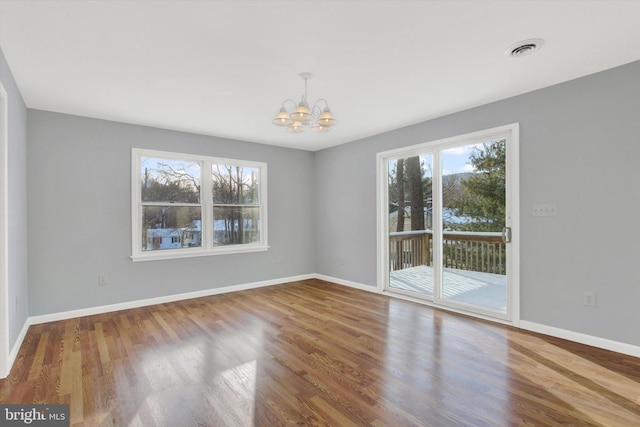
[131, 148, 268, 262]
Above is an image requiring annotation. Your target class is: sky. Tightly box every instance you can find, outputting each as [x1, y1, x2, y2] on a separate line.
[388, 142, 485, 178]
[441, 143, 485, 175]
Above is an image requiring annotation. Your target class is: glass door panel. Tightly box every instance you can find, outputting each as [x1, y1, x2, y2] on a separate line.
[387, 154, 434, 297]
[440, 140, 507, 314]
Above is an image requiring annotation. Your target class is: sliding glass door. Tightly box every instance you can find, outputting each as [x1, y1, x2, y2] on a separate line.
[379, 125, 518, 322]
[439, 140, 508, 315]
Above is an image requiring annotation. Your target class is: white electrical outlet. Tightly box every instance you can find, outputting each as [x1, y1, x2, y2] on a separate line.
[532, 204, 557, 216]
[98, 274, 109, 286]
[583, 291, 596, 307]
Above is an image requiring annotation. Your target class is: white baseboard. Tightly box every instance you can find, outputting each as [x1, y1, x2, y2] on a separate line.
[519, 320, 640, 359]
[29, 274, 315, 326]
[0, 274, 315, 378]
[4, 273, 639, 380]
[314, 274, 381, 293]
[314, 274, 640, 359]
[5, 318, 30, 379]
[315, 273, 517, 326]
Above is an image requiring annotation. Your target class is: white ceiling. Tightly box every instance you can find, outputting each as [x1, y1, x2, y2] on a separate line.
[1, 1, 640, 152]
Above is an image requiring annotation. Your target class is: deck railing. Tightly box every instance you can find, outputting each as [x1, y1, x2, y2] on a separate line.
[389, 230, 505, 274]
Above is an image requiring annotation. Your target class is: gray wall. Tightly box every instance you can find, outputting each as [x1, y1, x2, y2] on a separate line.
[0, 49, 29, 351]
[27, 111, 316, 315]
[14, 53, 640, 349]
[315, 60, 640, 347]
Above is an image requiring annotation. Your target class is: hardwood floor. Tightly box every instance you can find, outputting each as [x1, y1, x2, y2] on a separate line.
[1, 279, 639, 426]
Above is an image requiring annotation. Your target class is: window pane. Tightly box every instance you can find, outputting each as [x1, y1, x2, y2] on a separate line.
[442, 140, 505, 232]
[213, 206, 260, 246]
[388, 154, 433, 232]
[141, 157, 201, 203]
[211, 165, 260, 204]
[388, 154, 434, 296]
[142, 206, 202, 251]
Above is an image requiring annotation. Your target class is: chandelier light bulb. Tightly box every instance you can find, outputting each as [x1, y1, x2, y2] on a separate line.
[286, 122, 306, 133]
[311, 124, 331, 133]
[272, 107, 293, 126]
[291, 100, 313, 123]
[316, 107, 337, 127]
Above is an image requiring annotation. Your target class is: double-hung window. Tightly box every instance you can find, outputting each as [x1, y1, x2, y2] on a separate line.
[132, 148, 268, 261]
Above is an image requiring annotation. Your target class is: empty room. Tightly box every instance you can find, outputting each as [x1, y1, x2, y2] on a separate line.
[1, 1, 640, 426]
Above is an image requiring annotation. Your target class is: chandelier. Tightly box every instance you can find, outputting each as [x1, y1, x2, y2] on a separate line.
[272, 72, 338, 133]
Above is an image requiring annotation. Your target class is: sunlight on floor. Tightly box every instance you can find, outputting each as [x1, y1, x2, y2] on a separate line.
[507, 333, 640, 425]
[129, 356, 257, 426]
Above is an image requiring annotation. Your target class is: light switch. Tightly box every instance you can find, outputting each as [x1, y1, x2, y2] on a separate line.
[532, 204, 557, 217]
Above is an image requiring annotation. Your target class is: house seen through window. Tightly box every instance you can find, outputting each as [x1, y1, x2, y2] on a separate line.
[132, 149, 268, 261]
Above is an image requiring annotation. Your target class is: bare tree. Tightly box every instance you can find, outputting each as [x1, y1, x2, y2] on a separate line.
[406, 156, 425, 230]
[212, 164, 256, 244]
[396, 158, 405, 232]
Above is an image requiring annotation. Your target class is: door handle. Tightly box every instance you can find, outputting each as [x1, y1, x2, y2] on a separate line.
[502, 227, 512, 244]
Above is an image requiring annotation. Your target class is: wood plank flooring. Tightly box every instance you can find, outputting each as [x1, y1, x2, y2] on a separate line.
[1, 279, 639, 426]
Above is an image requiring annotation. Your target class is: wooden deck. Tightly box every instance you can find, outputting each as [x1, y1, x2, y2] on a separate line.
[390, 265, 507, 312]
[2, 279, 639, 426]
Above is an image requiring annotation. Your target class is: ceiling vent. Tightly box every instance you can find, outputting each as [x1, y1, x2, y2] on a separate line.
[505, 38, 545, 58]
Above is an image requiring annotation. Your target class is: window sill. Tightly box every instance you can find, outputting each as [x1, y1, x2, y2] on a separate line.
[131, 244, 269, 262]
